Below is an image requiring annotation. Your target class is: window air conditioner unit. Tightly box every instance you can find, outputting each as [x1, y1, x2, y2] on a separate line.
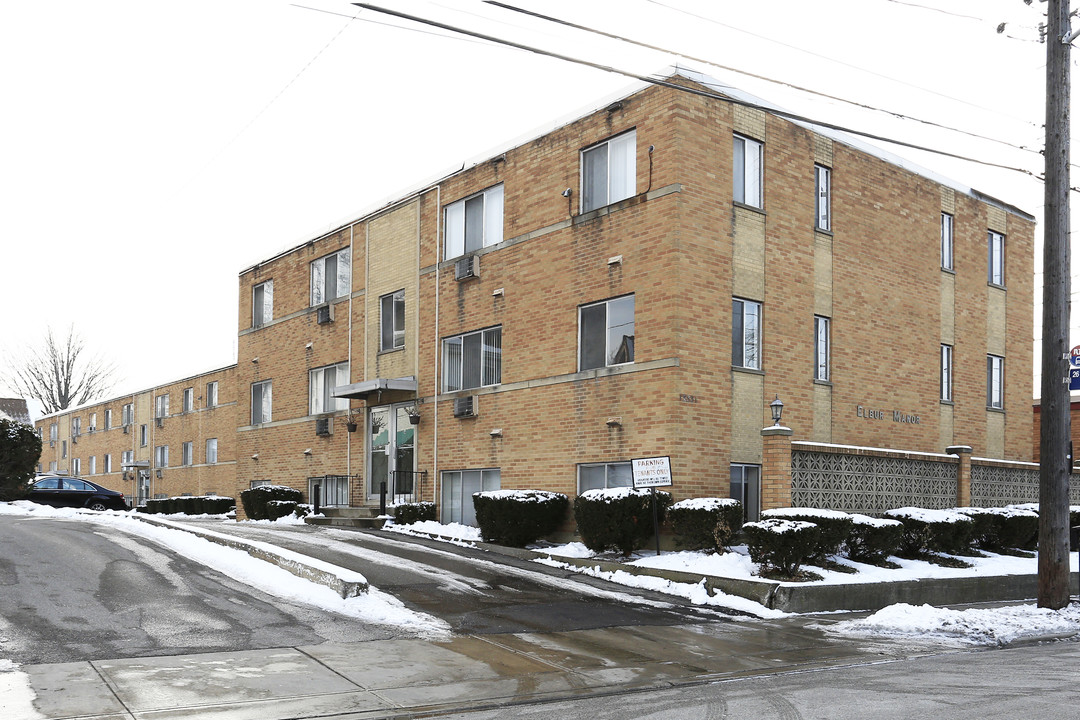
[123, 425, 130, 434]
[156, 469, 163, 479]
[315, 417, 332, 436]
[89, 427, 95, 434]
[49, 440, 55, 448]
[455, 255, 478, 281]
[155, 417, 164, 428]
[71, 435, 77, 444]
[316, 303, 335, 324]
[453, 395, 477, 418]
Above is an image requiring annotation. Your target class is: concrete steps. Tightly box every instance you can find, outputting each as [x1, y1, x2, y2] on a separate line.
[305, 506, 388, 530]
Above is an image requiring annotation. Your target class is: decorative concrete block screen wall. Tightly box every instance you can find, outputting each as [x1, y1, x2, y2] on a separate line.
[970, 461, 1080, 506]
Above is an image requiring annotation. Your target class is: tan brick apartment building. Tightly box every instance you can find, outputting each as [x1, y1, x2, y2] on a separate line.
[36, 69, 1035, 523]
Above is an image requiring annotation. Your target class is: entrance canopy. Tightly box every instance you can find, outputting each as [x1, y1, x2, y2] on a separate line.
[334, 376, 417, 402]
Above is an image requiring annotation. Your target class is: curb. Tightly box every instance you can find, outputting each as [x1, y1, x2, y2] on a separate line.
[131, 514, 368, 598]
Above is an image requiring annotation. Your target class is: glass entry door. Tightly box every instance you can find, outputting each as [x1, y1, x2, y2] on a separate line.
[368, 404, 416, 503]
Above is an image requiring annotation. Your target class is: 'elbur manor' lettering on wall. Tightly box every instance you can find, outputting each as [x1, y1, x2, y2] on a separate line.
[856, 405, 921, 424]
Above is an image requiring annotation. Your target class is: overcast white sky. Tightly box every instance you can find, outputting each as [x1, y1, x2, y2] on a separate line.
[0, 0, 1069, 420]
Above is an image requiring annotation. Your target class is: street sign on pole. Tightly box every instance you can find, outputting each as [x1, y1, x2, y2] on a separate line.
[1071, 345, 1080, 367]
[1070, 367, 1080, 391]
[631, 456, 672, 488]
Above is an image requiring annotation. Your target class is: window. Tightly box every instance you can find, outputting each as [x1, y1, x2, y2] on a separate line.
[104, 454, 112, 473]
[733, 134, 763, 208]
[732, 298, 762, 370]
[441, 469, 500, 526]
[104, 409, 112, 429]
[731, 464, 761, 522]
[206, 381, 218, 408]
[155, 445, 168, 468]
[121, 450, 133, 467]
[180, 388, 192, 413]
[88, 456, 96, 475]
[72, 457, 81, 475]
[444, 184, 504, 259]
[581, 130, 636, 213]
[182, 442, 193, 467]
[579, 295, 635, 370]
[443, 327, 502, 392]
[252, 380, 272, 424]
[987, 355, 1004, 410]
[61, 440, 67, 458]
[253, 280, 273, 328]
[122, 403, 133, 426]
[49, 461, 57, 472]
[380, 290, 406, 351]
[814, 316, 830, 381]
[941, 213, 954, 270]
[206, 438, 218, 465]
[988, 230, 1005, 285]
[49, 423, 57, 442]
[140, 424, 148, 447]
[310, 247, 351, 306]
[89, 413, 97, 431]
[941, 344, 953, 402]
[155, 394, 169, 419]
[72, 417, 81, 436]
[309, 362, 349, 415]
[578, 462, 632, 493]
[815, 165, 831, 231]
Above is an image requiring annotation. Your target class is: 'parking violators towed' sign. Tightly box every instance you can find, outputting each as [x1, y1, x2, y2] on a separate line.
[632, 456, 672, 488]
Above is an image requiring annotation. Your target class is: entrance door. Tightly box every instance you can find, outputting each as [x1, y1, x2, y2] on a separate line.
[368, 404, 416, 503]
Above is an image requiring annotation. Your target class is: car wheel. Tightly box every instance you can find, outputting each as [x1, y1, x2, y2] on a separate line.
[87, 501, 108, 512]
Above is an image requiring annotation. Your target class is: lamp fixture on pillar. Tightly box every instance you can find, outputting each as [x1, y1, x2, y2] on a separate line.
[770, 395, 784, 426]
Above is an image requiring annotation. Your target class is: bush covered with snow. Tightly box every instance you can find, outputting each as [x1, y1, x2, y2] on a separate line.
[394, 502, 436, 525]
[667, 497, 743, 552]
[0, 418, 40, 501]
[573, 488, 672, 556]
[761, 507, 854, 561]
[845, 513, 904, 563]
[240, 485, 303, 520]
[742, 518, 821, 577]
[139, 496, 234, 515]
[473, 490, 569, 547]
[884, 507, 974, 557]
[266, 500, 310, 521]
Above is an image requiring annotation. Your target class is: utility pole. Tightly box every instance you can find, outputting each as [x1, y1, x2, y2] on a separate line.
[1039, 0, 1073, 609]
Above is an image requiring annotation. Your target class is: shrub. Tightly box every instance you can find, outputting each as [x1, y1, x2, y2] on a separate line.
[240, 485, 303, 521]
[394, 502, 436, 525]
[761, 507, 854, 561]
[667, 497, 743, 552]
[884, 507, 974, 556]
[742, 518, 821, 577]
[266, 500, 297, 521]
[203, 497, 236, 515]
[955, 507, 997, 549]
[993, 508, 1039, 550]
[845, 513, 903, 563]
[473, 490, 569, 547]
[573, 488, 672, 556]
[0, 419, 41, 502]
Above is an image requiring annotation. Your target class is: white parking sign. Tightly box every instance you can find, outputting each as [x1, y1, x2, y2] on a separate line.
[632, 456, 672, 488]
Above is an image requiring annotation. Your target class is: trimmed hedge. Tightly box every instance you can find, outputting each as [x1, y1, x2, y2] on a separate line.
[574, 488, 672, 556]
[240, 485, 303, 521]
[884, 507, 974, 556]
[265, 500, 312, 521]
[761, 507, 853, 561]
[845, 513, 903, 563]
[394, 502, 436, 525]
[138, 496, 234, 515]
[667, 498, 743, 552]
[473, 490, 569, 547]
[743, 518, 821, 577]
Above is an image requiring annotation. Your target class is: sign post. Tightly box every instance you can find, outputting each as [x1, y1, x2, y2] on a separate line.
[632, 456, 672, 556]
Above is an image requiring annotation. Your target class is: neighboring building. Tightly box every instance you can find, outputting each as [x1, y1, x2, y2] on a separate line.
[0, 398, 31, 425]
[34, 366, 237, 503]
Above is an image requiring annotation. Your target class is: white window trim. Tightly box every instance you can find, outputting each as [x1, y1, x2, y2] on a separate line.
[988, 230, 1005, 286]
[732, 298, 762, 370]
[578, 295, 636, 371]
[577, 461, 633, 493]
[815, 165, 831, 231]
[733, 134, 763, 209]
[253, 279, 274, 328]
[941, 213, 954, 271]
[309, 362, 350, 415]
[206, 438, 218, 464]
[941, 344, 954, 402]
[310, 248, 351, 306]
[987, 354, 1004, 410]
[580, 130, 637, 213]
[814, 316, 830, 381]
[379, 290, 406, 352]
[252, 380, 272, 425]
[206, 381, 218, 408]
[442, 326, 502, 393]
[444, 184, 505, 260]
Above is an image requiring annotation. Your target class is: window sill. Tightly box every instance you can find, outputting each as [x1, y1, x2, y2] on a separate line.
[377, 346, 406, 357]
[733, 201, 766, 215]
[986, 406, 1006, 414]
[941, 267, 956, 275]
[813, 378, 832, 386]
[814, 226, 833, 236]
[732, 365, 765, 376]
[940, 399, 955, 406]
[987, 282, 1006, 291]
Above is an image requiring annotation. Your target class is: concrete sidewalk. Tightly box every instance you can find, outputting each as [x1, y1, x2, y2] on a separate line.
[12, 615, 923, 720]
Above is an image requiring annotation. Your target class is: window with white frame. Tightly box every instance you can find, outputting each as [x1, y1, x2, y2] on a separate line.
[49, 423, 57, 441]
[733, 134, 763, 208]
[62, 440, 67, 458]
[140, 425, 148, 447]
[49, 461, 57, 472]
[814, 316, 830, 381]
[72, 417, 81, 436]
[253, 280, 273, 328]
[154, 445, 168, 468]
[380, 289, 405, 351]
[121, 450, 133, 467]
[122, 403, 133, 426]
[155, 394, 169, 419]
[206, 381, 218, 408]
[441, 468, 500, 526]
[443, 327, 502, 392]
[72, 457, 81, 475]
[579, 295, 635, 371]
[309, 362, 349, 415]
[732, 298, 762, 369]
[987, 354, 1004, 409]
[581, 130, 636, 213]
[988, 230, 1004, 285]
[941, 213, 954, 270]
[251, 380, 272, 424]
[310, 247, 351, 306]
[88, 456, 96, 475]
[815, 165, 831, 231]
[578, 462, 632, 493]
[206, 438, 218, 464]
[183, 388, 193, 413]
[104, 409, 112, 429]
[182, 442, 193, 466]
[104, 454, 112, 473]
[941, 344, 954, 402]
[731, 464, 761, 522]
[444, 184, 504, 260]
[89, 413, 97, 431]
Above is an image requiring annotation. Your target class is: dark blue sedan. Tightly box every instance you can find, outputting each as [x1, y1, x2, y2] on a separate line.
[27, 476, 129, 511]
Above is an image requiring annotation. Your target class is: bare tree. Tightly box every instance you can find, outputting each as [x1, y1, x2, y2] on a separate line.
[2, 326, 118, 414]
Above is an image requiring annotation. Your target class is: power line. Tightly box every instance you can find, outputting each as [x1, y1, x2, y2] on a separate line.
[354, 3, 1040, 180]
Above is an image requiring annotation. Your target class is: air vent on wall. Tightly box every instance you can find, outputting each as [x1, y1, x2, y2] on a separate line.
[316, 304, 335, 324]
[453, 395, 477, 418]
[455, 255, 478, 281]
[315, 417, 332, 436]
[122, 425, 130, 434]
[155, 417, 164, 428]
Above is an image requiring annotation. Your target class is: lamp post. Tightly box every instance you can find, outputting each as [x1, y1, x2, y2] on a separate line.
[770, 395, 784, 426]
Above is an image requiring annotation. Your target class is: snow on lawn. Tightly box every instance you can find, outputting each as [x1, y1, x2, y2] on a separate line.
[0, 502, 449, 638]
[387, 519, 482, 545]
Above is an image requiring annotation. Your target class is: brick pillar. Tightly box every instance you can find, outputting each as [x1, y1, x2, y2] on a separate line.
[761, 426, 794, 511]
[947, 445, 973, 507]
